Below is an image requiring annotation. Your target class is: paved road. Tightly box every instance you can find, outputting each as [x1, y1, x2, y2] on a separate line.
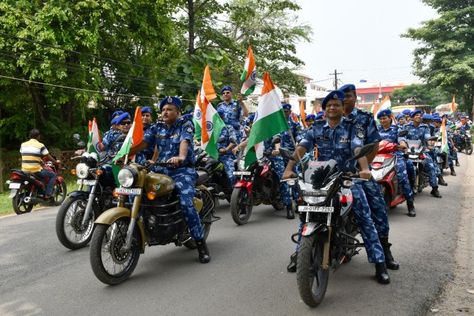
[0, 154, 471, 316]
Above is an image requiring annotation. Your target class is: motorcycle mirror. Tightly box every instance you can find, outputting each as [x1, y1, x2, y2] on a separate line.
[77, 141, 86, 148]
[279, 148, 294, 160]
[72, 133, 81, 141]
[352, 143, 378, 160]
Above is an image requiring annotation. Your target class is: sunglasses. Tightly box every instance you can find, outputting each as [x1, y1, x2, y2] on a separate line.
[120, 121, 131, 125]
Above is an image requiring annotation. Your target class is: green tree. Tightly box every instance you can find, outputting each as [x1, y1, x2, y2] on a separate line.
[403, 0, 474, 116]
[391, 83, 450, 107]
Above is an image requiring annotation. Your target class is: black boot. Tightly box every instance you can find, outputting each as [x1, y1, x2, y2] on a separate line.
[406, 199, 416, 217]
[438, 175, 448, 186]
[450, 166, 456, 176]
[375, 262, 390, 284]
[430, 187, 442, 198]
[196, 239, 211, 263]
[286, 205, 295, 219]
[287, 251, 297, 273]
[380, 237, 400, 270]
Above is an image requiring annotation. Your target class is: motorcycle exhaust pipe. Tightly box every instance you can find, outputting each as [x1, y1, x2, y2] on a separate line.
[322, 226, 332, 270]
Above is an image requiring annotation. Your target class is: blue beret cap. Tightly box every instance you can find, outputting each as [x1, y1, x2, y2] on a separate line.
[282, 103, 292, 110]
[410, 109, 422, 117]
[377, 109, 392, 119]
[305, 114, 316, 121]
[141, 106, 152, 114]
[402, 109, 412, 116]
[115, 112, 131, 124]
[220, 85, 233, 93]
[422, 114, 433, 120]
[433, 117, 442, 123]
[159, 96, 182, 111]
[112, 110, 124, 119]
[432, 112, 440, 118]
[338, 84, 356, 93]
[321, 90, 345, 110]
[315, 111, 325, 120]
[396, 113, 404, 120]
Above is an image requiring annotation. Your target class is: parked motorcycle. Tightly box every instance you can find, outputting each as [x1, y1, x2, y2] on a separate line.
[7, 158, 67, 215]
[280, 144, 377, 307]
[195, 147, 232, 203]
[406, 140, 430, 193]
[55, 151, 117, 250]
[371, 140, 405, 208]
[453, 130, 472, 155]
[89, 161, 216, 285]
[230, 151, 285, 225]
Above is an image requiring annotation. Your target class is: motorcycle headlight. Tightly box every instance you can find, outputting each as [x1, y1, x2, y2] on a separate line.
[371, 168, 384, 181]
[76, 163, 89, 179]
[303, 196, 326, 204]
[299, 181, 328, 204]
[238, 159, 246, 171]
[118, 167, 136, 188]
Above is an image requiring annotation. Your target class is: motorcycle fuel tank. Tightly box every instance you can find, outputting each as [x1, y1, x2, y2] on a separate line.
[145, 173, 175, 197]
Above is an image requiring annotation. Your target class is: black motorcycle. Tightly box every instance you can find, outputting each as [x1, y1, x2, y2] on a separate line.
[55, 152, 117, 249]
[406, 139, 430, 193]
[453, 130, 473, 155]
[280, 144, 376, 307]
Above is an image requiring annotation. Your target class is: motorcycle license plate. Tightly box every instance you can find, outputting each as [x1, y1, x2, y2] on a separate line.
[233, 171, 251, 176]
[298, 206, 334, 213]
[77, 179, 97, 186]
[8, 182, 21, 189]
[372, 156, 385, 163]
[115, 188, 142, 196]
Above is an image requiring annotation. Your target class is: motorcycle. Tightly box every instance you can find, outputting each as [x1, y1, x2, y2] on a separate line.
[406, 139, 430, 193]
[89, 161, 216, 285]
[280, 144, 377, 307]
[371, 140, 405, 208]
[55, 151, 118, 250]
[194, 147, 233, 203]
[7, 158, 67, 215]
[230, 151, 285, 225]
[453, 130, 473, 155]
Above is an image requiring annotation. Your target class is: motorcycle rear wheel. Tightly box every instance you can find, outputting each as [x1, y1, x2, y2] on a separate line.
[297, 234, 329, 307]
[12, 184, 34, 215]
[90, 219, 140, 285]
[230, 187, 253, 225]
[56, 196, 94, 250]
[465, 144, 473, 155]
[52, 182, 67, 206]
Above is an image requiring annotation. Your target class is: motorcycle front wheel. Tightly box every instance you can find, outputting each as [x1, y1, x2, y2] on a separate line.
[230, 187, 253, 225]
[56, 196, 94, 250]
[465, 143, 473, 155]
[90, 218, 140, 285]
[52, 182, 67, 206]
[12, 184, 34, 215]
[296, 234, 329, 307]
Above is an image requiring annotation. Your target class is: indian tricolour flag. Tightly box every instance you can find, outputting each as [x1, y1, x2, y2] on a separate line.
[112, 107, 144, 163]
[375, 96, 391, 118]
[440, 117, 449, 154]
[86, 117, 101, 154]
[240, 46, 257, 96]
[244, 72, 289, 167]
[193, 65, 225, 159]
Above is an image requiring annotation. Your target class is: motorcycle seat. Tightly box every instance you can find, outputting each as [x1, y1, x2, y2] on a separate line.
[196, 170, 210, 186]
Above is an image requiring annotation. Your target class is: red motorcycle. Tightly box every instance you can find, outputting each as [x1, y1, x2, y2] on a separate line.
[370, 140, 405, 208]
[7, 158, 67, 215]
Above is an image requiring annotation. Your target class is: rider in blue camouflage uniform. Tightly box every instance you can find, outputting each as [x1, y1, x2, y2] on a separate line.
[140, 96, 210, 264]
[216, 86, 249, 143]
[102, 112, 131, 157]
[283, 90, 390, 284]
[340, 84, 399, 272]
[402, 109, 443, 197]
[217, 108, 238, 187]
[432, 116, 457, 176]
[136, 106, 156, 165]
[377, 109, 416, 216]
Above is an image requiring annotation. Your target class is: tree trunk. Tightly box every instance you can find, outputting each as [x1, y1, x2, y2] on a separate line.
[187, 0, 195, 55]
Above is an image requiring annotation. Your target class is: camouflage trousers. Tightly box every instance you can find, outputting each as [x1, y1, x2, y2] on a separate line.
[423, 154, 439, 188]
[270, 156, 292, 207]
[218, 154, 236, 186]
[395, 153, 414, 201]
[352, 181, 386, 263]
[166, 168, 204, 241]
[360, 178, 390, 238]
[428, 150, 442, 176]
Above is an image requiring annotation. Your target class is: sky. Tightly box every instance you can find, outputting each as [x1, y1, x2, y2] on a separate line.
[295, 0, 439, 88]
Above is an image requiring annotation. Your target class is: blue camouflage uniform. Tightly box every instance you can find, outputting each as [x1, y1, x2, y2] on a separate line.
[217, 99, 244, 143]
[217, 125, 238, 186]
[299, 117, 385, 263]
[264, 138, 292, 208]
[145, 117, 204, 241]
[103, 113, 130, 157]
[377, 124, 414, 201]
[345, 107, 390, 239]
[402, 121, 438, 188]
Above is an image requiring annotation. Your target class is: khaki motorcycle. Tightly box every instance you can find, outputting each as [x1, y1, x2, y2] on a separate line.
[89, 162, 215, 285]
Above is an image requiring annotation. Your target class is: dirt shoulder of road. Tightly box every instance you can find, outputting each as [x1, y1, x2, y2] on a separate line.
[427, 155, 474, 315]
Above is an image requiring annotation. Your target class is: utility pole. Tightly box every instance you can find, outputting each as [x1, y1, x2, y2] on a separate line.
[329, 69, 343, 89]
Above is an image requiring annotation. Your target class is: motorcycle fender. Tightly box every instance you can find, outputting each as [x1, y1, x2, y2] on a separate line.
[234, 180, 253, 194]
[95, 207, 146, 252]
[8, 190, 17, 199]
[67, 190, 90, 199]
[301, 222, 323, 237]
